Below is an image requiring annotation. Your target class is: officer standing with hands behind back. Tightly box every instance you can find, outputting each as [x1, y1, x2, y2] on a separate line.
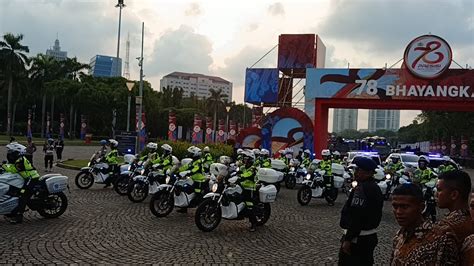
[339, 156, 384, 266]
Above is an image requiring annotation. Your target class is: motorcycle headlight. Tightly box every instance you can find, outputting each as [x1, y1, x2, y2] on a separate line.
[352, 181, 358, 188]
[212, 183, 218, 192]
[290, 167, 295, 172]
[305, 174, 311, 180]
[87, 162, 91, 167]
[166, 176, 170, 184]
[386, 174, 391, 180]
[127, 165, 131, 171]
[140, 169, 145, 175]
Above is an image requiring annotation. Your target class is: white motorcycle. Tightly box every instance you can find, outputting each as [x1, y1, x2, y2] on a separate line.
[195, 165, 278, 232]
[0, 172, 69, 219]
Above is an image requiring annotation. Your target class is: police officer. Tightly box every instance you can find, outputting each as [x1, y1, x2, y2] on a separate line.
[237, 150, 258, 232]
[157, 144, 174, 173]
[103, 139, 119, 188]
[384, 154, 404, 174]
[98, 139, 109, 159]
[412, 155, 436, 185]
[177, 146, 206, 213]
[202, 146, 214, 172]
[332, 151, 343, 164]
[5, 143, 41, 224]
[301, 149, 312, 168]
[339, 156, 383, 265]
[259, 149, 272, 168]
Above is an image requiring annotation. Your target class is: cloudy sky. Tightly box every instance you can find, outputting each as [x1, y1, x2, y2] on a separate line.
[1, 0, 473, 130]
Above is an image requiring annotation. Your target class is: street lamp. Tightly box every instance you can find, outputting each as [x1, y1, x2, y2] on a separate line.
[225, 106, 231, 144]
[115, 0, 125, 76]
[126, 81, 134, 132]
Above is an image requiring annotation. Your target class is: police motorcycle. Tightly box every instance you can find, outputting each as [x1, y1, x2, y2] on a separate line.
[149, 158, 209, 217]
[113, 154, 139, 195]
[195, 164, 278, 232]
[269, 159, 286, 192]
[297, 163, 343, 206]
[284, 158, 308, 190]
[422, 179, 437, 222]
[127, 156, 179, 203]
[0, 166, 69, 220]
[373, 168, 392, 200]
[75, 148, 128, 190]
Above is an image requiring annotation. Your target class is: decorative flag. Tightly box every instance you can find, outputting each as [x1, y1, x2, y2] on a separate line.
[80, 115, 87, 140]
[192, 114, 203, 144]
[27, 109, 32, 138]
[168, 111, 177, 141]
[217, 119, 225, 143]
[59, 113, 65, 139]
[229, 120, 237, 141]
[205, 116, 213, 143]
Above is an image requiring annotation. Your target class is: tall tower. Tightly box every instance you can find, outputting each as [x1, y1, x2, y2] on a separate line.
[124, 32, 130, 79]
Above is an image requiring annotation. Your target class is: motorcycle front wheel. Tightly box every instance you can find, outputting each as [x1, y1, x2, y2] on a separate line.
[127, 182, 149, 203]
[195, 199, 221, 232]
[324, 188, 338, 204]
[149, 190, 175, 217]
[37, 192, 68, 218]
[75, 171, 94, 189]
[114, 175, 130, 196]
[285, 175, 296, 189]
[255, 203, 271, 226]
[297, 186, 312, 206]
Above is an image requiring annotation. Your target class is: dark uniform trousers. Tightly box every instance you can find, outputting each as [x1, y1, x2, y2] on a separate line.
[338, 233, 378, 266]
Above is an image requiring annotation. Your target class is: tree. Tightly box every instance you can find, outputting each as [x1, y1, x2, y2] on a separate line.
[206, 89, 226, 138]
[0, 33, 29, 135]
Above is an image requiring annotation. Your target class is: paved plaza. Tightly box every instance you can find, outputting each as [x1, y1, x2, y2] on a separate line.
[0, 145, 471, 264]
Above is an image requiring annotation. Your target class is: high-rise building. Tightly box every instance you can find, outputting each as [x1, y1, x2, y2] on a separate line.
[46, 38, 67, 61]
[89, 55, 122, 77]
[160, 72, 232, 101]
[332, 109, 358, 133]
[368, 110, 400, 132]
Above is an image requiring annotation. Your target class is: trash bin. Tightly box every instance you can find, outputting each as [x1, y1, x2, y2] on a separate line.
[85, 134, 93, 144]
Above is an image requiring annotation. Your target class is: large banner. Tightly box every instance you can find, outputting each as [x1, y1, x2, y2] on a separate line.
[217, 119, 225, 143]
[244, 68, 279, 104]
[205, 116, 213, 143]
[306, 68, 474, 101]
[168, 111, 177, 141]
[191, 114, 203, 144]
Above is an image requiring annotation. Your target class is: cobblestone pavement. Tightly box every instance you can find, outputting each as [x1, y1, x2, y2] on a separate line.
[0, 145, 472, 264]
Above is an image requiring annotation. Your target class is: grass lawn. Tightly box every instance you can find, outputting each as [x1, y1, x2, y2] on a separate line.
[0, 135, 101, 146]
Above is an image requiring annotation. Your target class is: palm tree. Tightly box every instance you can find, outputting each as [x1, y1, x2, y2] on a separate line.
[62, 57, 90, 81]
[29, 54, 62, 137]
[0, 33, 29, 135]
[206, 88, 226, 140]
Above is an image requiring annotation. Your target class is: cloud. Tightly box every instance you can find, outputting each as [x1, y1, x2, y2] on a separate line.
[185, 2, 202, 16]
[268, 2, 285, 16]
[0, 0, 142, 67]
[147, 25, 214, 77]
[247, 23, 259, 32]
[318, 0, 474, 54]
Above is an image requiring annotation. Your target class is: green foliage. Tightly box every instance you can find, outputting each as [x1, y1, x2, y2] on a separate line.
[150, 141, 234, 161]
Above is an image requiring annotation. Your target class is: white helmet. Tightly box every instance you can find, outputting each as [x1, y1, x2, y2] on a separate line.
[252, 149, 261, 156]
[242, 150, 255, 160]
[203, 146, 210, 153]
[418, 155, 430, 164]
[260, 149, 270, 156]
[161, 144, 173, 153]
[109, 139, 119, 148]
[6, 143, 26, 163]
[210, 163, 228, 177]
[321, 149, 331, 156]
[146, 142, 158, 150]
[284, 147, 293, 154]
[219, 156, 231, 165]
[237, 148, 243, 155]
[333, 151, 341, 156]
[187, 146, 201, 158]
[304, 149, 311, 155]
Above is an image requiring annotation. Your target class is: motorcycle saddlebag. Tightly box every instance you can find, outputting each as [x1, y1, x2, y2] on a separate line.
[259, 184, 277, 203]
